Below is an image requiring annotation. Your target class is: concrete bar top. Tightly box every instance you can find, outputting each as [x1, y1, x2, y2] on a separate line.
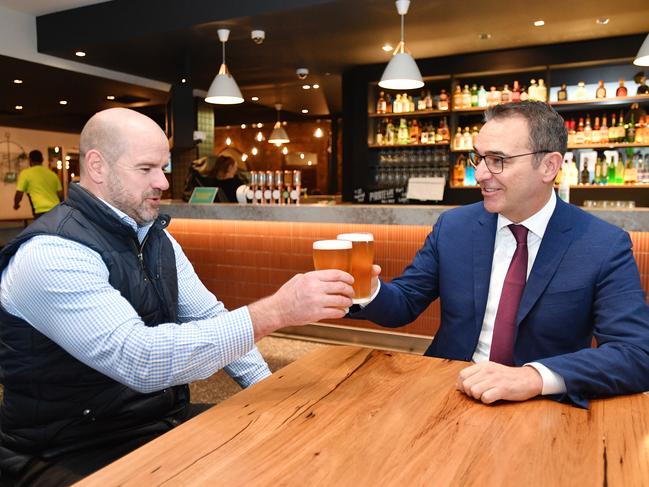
[161, 201, 649, 232]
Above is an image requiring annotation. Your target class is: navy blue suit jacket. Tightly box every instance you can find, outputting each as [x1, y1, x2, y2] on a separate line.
[355, 197, 649, 407]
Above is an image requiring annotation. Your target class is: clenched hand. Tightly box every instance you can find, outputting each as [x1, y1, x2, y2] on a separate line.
[456, 362, 543, 404]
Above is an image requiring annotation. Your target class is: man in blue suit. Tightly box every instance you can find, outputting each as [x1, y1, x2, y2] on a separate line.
[354, 101, 649, 408]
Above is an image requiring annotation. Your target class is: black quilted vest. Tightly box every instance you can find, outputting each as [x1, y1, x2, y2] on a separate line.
[0, 183, 188, 474]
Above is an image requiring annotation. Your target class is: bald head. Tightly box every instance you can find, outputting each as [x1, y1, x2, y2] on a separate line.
[79, 108, 166, 175]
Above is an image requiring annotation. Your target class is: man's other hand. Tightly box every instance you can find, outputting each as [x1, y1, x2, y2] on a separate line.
[456, 362, 543, 404]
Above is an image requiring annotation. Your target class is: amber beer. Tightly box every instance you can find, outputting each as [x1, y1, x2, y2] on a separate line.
[312, 240, 352, 274]
[337, 233, 374, 304]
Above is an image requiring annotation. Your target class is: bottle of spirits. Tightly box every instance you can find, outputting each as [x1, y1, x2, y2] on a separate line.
[557, 83, 568, 102]
[453, 85, 463, 109]
[417, 90, 427, 111]
[453, 127, 464, 150]
[408, 94, 415, 113]
[592, 116, 601, 144]
[386, 119, 396, 145]
[616, 79, 628, 97]
[385, 93, 393, 113]
[464, 158, 476, 186]
[617, 110, 625, 143]
[580, 160, 591, 184]
[394, 94, 402, 113]
[377, 91, 387, 113]
[511, 80, 521, 102]
[596, 80, 607, 99]
[409, 119, 421, 144]
[487, 86, 498, 106]
[471, 126, 480, 148]
[627, 113, 636, 143]
[470, 84, 479, 107]
[398, 118, 409, 145]
[583, 115, 592, 143]
[420, 122, 429, 144]
[528, 79, 538, 100]
[438, 89, 449, 110]
[600, 115, 609, 143]
[609, 113, 617, 142]
[462, 126, 473, 149]
[501, 84, 511, 103]
[595, 156, 605, 184]
[462, 84, 471, 109]
[375, 119, 384, 145]
[438, 117, 450, 142]
[575, 81, 588, 100]
[520, 86, 529, 101]
[566, 120, 575, 146]
[425, 90, 433, 110]
[624, 154, 638, 184]
[477, 85, 488, 107]
[576, 117, 585, 145]
[615, 154, 625, 183]
[537, 79, 547, 101]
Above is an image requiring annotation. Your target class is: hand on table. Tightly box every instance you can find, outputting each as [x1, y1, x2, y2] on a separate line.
[249, 270, 354, 340]
[456, 362, 543, 404]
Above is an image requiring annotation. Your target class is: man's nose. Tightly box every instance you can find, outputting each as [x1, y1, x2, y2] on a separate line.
[474, 159, 492, 183]
[154, 168, 169, 191]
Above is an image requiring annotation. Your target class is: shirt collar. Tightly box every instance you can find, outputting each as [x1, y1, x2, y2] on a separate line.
[98, 198, 154, 244]
[496, 190, 556, 239]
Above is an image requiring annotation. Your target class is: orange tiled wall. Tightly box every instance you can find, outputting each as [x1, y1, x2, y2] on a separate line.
[168, 219, 649, 337]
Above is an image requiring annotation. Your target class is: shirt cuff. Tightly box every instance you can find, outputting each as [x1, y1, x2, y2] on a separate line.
[525, 362, 567, 395]
[359, 280, 381, 309]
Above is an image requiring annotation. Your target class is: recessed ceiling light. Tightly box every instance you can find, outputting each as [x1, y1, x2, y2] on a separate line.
[106, 95, 115, 100]
[478, 33, 492, 40]
[13, 79, 23, 84]
[251, 96, 259, 101]
[596, 18, 610, 25]
[382, 43, 393, 52]
[15, 105, 23, 110]
[302, 84, 311, 90]
[533, 20, 545, 27]
[301, 109, 309, 114]
[181, 78, 186, 84]
[240, 123, 247, 129]
[257, 122, 263, 128]
[59, 100, 68, 105]
[75, 51, 86, 57]
[312, 84, 320, 89]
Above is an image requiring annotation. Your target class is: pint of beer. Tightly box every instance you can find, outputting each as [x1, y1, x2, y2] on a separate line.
[312, 240, 352, 274]
[337, 233, 374, 304]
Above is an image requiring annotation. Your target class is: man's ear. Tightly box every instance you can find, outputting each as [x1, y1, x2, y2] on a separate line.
[542, 152, 563, 184]
[84, 149, 108, 184]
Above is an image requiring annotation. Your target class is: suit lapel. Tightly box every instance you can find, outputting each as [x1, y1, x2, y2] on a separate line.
[473, 209, 497, 335]
[517, 198, 574, 325]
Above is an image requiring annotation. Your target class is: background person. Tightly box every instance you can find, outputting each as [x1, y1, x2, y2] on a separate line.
[0, 107, 354, 485]
[212, 155, 245, 202]
[13, 149, 63, 219]
[354, 101, 649, 408]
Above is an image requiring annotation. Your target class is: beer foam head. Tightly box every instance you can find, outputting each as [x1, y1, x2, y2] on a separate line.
[337, 232, 374, 242]
[313, 239, 352, 250]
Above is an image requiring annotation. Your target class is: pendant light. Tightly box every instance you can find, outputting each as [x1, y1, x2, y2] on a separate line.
[268, 104, 290, 145]
[205, 29, 244, 104]
[379, 0, 424, 90]
[634, 33, 649, 66]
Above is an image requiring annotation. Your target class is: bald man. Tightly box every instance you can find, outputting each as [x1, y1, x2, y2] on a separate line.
[0, 108, 354, 485]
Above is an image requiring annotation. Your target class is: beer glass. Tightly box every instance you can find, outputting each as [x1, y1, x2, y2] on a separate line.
[337, 233, 374, 304]
[312, 240, 352, 274]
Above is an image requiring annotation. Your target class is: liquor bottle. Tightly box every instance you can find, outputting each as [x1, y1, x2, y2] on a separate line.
[397, 118, 409, 145]
[417, 90, 427, 111]
[624, 154, 637, 183]
[385, 93, 393, 113]
[607, 157, 616, 183]
[609, 113, 617, 142]
[617, 110, 625, 143]
[557, 83, 568, 102]
[580, 159, 591, 184]
[537, 79, 547, 101]
[471, 126, 479, 148]
[477, 85, 488, 107]
[566, 120, 575, 146]
[425, 90, 433, 110]
[464, 158, 476, 186]
[600, 115, 609, 144]
[420, 122, 429, 144]
[438, 117, 450, 142]
[511, 80, 521, 102]
[377, 91, 387, 113]
[584, 115, 592, 143]
[627, 113, 636, 143]
[462, 126, 473, 149]
[576, 117, 585, 145]
[386, 119, 396, 145]
[615, 154, 625, 183]
[453, 85, 463, 109]
[427, 121, 436, 143]
[410, 119, 421, 144]
[453, 157, 465, 186]
[637, 115, 646, 143]
[408, 94, 415, 113]
[501, 83, 511, 103]
[595, 80, 607, 99]
[575, 81, 588, 100]
[453, 127, 463, 150]
[528, 79, 538, 100]
[595, 156, 605, 184]
[462, 84, 471, 109]
[592, 116, 601, 144]
[375, 119, 384, 145]
[520, 86, 529, 101]
[438, 89, 449, 110]
[394, 94, 402, 113]
[616, 79, 628, 97]
[470, 84, 479, 107]
[487, 86, 499, 106]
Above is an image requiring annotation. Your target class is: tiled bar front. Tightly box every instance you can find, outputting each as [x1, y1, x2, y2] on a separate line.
[164, 203, 649, 338]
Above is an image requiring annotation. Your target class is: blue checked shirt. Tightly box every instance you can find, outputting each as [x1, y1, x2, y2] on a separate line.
[0, 201, 271, 393]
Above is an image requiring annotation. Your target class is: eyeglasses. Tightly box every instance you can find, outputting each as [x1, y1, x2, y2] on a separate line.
[468, 150, 551, 174]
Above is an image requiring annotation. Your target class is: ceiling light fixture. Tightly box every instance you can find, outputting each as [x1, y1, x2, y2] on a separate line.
[312, 84, 320, 89]
[225, 137, 232, 145]
[241, 153, 248, 161]
[13, 79, 23, 84]
[75, 51, 86, 57]
[533, 20, 545, 27]
[15, 105, 23, 110]
[256, 131, 264, 142]
[596, 18, 610, 25]
[59, 100, 68, 105]
[282, 146, 288, 155]
[634, 33, 649, 66]
[314, 127, 324, 138]
[251, 147, 258, 156]
[478, 33, 492, 40]
[379, 0, 423, 90]
[205, 29, 244, 104]
[251, 96, 259, 101]
[106, 95, 115, 100]
[301, 109, 309, 114]
[302, 84, 311, 90]
[268, 104, 290, 145]
[382, 43, 393, 52]
[257, 123, 263, 128]
[241, 124, 247, 129]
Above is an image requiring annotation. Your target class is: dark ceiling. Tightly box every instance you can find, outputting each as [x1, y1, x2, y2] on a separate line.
[2, 0, 649, 133]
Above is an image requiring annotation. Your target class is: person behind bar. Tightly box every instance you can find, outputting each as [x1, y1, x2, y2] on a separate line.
[212, 155, 245, 203]
[353, 101, 649, 408]
[13, 149, 63, 219]
[0, 108, 354, 486]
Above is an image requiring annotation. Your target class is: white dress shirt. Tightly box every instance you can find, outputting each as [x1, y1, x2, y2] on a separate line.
[472, 190, 566, 394]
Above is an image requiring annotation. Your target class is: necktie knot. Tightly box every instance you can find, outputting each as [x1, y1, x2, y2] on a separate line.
[509, 224, 528, 245]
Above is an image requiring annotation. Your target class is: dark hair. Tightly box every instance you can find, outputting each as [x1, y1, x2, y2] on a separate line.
[213, 155, 236, 178]
[29, 150, 44, 163]
[484, 101, 567, 166]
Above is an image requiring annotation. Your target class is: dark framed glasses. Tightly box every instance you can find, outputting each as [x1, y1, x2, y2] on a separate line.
[468, 150, 552, 174]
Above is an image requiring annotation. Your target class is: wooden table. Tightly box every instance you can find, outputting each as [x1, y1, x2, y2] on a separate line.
[77, 346, 649, 486]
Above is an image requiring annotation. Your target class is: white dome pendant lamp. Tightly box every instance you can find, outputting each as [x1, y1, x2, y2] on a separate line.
[379, 0, 424, 90]
[268, 104, 290, 145]
[205, 29, 244, 104]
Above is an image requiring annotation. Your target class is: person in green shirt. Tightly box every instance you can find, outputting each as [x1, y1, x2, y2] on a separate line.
[13, 150, 63, 219]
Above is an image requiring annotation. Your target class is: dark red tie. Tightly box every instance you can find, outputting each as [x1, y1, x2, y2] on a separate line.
[489, 224, 529, 366]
